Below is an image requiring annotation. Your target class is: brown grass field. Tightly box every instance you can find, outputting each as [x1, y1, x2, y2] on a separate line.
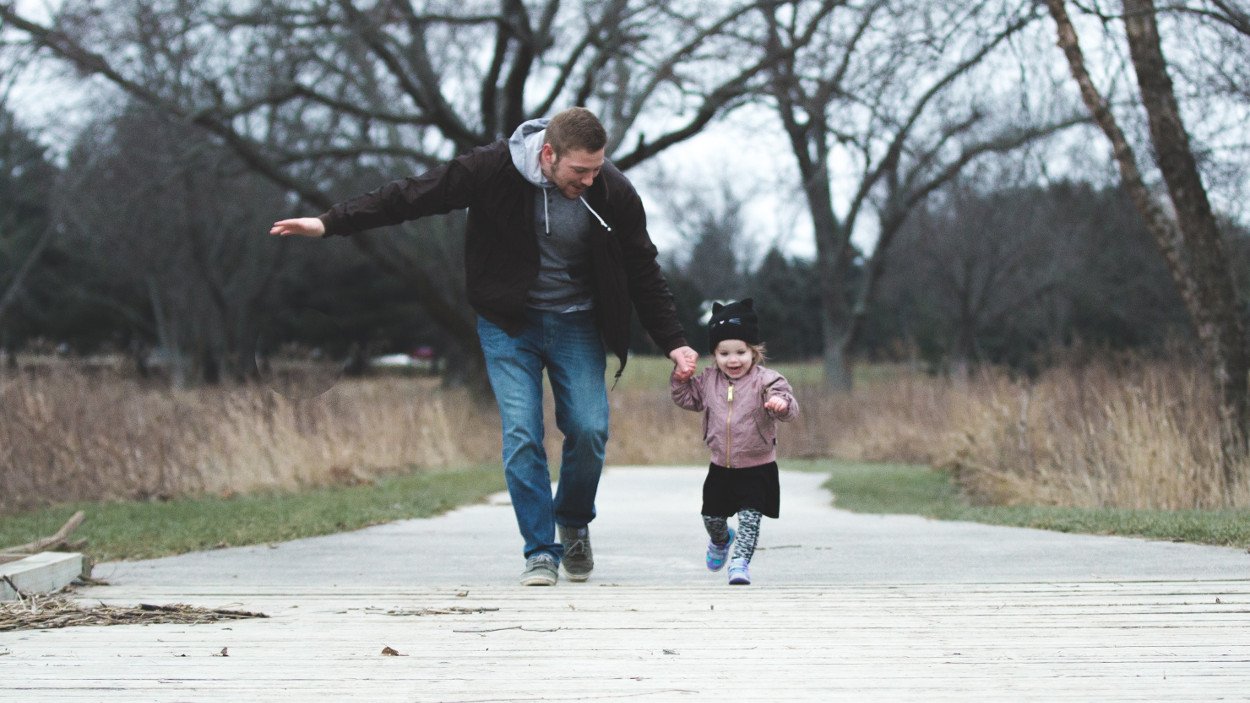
[2, 354, 1247, 513]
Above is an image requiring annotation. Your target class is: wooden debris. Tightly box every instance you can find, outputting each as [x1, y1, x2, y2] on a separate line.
[0, 594, 266, 632]
[1, 511, 86, 554]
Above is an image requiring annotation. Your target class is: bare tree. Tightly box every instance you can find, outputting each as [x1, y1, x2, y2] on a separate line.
[1162, 1, 1250, 227]
[0, 99, 57, 349]
[1167, 0, 1250, 36]
[877, 174, 1176, 375]
[1046, 0, 1249, 489]
[760, 0, 1083, 390]
[0, 0, 812, 386]
[652, 178, 750, 302]
[56, 105, 289, 386]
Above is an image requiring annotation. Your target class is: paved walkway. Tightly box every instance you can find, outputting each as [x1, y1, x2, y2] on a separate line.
[3, 466, 1249, 701]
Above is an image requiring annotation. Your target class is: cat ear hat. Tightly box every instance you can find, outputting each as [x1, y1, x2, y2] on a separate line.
[707, 298, 760, 353]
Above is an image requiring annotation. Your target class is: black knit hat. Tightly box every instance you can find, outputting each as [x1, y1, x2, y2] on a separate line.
[708, 298, 760, 352]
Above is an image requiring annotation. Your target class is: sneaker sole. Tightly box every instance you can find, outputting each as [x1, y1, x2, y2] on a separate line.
[562, 567, 592, 583]
[520, 570, 557, 586]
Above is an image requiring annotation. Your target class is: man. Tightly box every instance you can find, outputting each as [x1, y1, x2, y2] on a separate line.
[271, 107, 698, 586]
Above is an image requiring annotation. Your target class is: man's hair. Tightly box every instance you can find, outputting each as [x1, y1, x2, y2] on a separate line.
[545, 107, 607, 159]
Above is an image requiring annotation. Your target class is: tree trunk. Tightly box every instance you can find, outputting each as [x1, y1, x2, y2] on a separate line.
[802, 168, 854, 392]
[0, 222, 52, 325]
[1047, 0, 1249, 489]
[824, 334, 854, 391]
[1121, 0, 1250, 485]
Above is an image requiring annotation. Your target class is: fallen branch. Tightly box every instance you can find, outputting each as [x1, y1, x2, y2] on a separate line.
[1, 575, 25, 600]
[1, 511, 86, 554]
[1, 595, 267, 632]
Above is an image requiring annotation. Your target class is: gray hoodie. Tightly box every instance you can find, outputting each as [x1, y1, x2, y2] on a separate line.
[507, 119, 551, 189]
[508, 119, 612, 313]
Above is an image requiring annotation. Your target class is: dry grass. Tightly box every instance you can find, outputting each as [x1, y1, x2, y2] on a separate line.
[610, 357, 1250, 510]
[933, 360, 1250, 510]
[3, 355, 1248, 513]
[0, 367, 500, 512]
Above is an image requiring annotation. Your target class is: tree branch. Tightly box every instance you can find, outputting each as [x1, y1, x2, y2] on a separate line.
[1044, 0, 1200, 308]
[340, 0, 482, 149]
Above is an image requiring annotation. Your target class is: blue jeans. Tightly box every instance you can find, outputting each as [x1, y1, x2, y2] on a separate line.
[477, 309, 609, 561]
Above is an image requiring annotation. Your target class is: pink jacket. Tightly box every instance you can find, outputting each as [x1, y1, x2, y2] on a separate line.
[671, 364, 799, 468]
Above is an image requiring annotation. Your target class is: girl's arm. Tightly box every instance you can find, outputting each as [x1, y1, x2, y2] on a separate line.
[764, 376, 799, 421]
[670, 368, 706, 411]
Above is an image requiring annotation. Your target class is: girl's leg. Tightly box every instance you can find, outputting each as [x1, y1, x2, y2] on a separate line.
[702, 515, 730, 544]
[731, 509, 763, 562]
[702, 515, 734, 571]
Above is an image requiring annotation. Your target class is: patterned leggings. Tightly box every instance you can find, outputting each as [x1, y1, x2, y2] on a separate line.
[702, 509, 762, 562]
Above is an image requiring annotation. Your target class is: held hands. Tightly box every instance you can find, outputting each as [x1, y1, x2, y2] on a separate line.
[764, 396, 789, 414]
[669, 346, 698, 381]
[269, 217, 326, 237]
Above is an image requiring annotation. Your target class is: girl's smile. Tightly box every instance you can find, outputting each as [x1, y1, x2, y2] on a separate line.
[714, 339, 754, 379]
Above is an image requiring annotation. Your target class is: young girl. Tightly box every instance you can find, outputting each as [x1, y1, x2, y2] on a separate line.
[670, 299, 799, 585]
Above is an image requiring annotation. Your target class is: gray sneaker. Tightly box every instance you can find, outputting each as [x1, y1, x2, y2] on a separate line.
[558, 525, 594, 582]
[520, 552, 558, 586]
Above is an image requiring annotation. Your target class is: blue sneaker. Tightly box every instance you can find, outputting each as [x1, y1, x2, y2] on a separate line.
[727, 557, 751, 585]
[706, 528, 735, 571]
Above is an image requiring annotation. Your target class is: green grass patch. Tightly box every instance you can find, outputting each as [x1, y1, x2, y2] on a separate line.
[0, 465, 505, 562]
[787, 458, 1250, 549]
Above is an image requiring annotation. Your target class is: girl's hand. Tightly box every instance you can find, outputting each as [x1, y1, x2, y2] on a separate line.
[764, 397, 789, 414]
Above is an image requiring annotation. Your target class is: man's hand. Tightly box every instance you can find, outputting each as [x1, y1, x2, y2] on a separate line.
[764, 396, 789, 414]
[270, 217, 326, 238]
[669, 345, 698, 381]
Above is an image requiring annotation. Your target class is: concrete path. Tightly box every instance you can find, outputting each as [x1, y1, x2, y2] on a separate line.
[83, 466, 1250, 588]
[3, 466, 1249, 702]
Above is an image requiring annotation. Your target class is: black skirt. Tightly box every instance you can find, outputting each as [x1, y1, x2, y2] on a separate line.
[701, 461, 780, 519]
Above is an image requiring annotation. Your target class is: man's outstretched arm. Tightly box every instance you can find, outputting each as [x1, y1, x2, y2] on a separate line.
[269, 217, 326, 238]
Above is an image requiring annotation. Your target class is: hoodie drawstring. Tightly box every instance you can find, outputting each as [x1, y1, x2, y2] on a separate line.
[580, 197, 611, 232]
[543, 191, 611, 236]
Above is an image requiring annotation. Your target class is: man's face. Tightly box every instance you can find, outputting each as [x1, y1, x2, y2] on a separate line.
[541, 144, 604, 199]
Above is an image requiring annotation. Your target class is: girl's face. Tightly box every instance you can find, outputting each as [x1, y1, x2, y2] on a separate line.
[714, 339, 754, 380]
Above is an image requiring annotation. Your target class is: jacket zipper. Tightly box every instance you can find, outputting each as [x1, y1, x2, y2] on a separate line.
[726, 383, 734, 468]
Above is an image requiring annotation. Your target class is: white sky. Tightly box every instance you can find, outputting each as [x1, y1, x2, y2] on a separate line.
[631, 103, 880, 264]
[633, 117, 817, 263]
[5, 0, 1242, 263]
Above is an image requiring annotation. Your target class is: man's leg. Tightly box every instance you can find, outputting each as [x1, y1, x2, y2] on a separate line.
[544, 310, 607, 581]
[476, 315, 561, 564]
[545, 310, 609, 530]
